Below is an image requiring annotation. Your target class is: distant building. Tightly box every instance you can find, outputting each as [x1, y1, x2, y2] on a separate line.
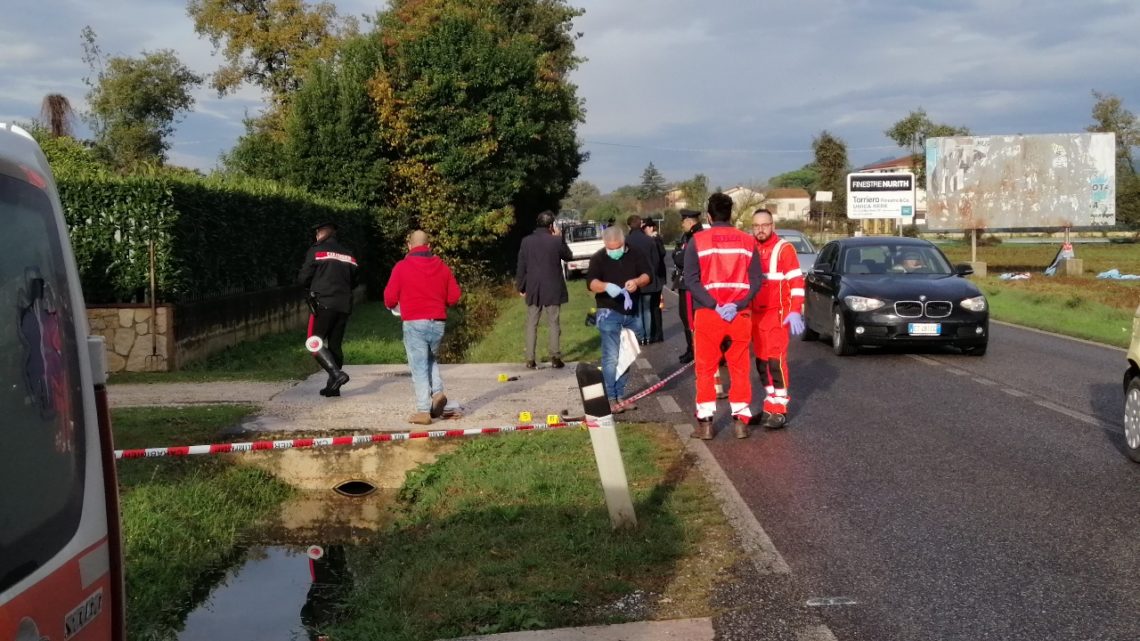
[763, 188, 811, 221]
[665, 187, 689, 210]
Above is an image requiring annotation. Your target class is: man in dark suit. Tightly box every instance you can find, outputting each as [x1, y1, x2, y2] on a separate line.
[625, 215, 663, 344]
[516, 210, 573, 368]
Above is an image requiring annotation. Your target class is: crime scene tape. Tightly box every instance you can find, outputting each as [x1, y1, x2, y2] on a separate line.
[612, 361, 693, 411]
[116, 361, 697, 460]
[115, 421, 594, 460]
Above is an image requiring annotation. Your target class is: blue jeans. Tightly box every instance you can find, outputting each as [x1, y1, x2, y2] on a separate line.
[596, 308, 642, 401]
[403, 320, 445, 412]
[637, 293, 654, 342]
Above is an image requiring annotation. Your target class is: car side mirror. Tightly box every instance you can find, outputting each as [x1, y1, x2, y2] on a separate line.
[954, 263, 974, 277]
[813, 263, 833, 275]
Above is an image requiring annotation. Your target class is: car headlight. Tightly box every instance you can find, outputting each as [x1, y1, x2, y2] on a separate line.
[961, 295, 987, 312]
[844, 296, 886, 312]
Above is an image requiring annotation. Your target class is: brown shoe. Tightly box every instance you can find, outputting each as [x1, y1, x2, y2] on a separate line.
[692, 419, 714, 440]
[430, 392, 448, 418]
[407, 412, 433, 425]
[734, 419, 750, 439]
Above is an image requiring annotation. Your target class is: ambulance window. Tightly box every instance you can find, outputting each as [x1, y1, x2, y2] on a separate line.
[0, 171, 86, 594]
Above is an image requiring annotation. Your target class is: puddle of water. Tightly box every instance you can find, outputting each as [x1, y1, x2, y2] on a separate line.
[179, 544, 351, 641]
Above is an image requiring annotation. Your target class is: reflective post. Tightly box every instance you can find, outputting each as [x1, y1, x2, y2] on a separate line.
[575, 362, 637, 529]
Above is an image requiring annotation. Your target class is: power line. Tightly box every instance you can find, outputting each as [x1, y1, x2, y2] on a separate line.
[583, 139, 902, 153]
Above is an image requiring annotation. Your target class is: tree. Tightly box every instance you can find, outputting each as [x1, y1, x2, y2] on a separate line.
[638, 162, 667, 200]
[812, 130, 849, 217]
[562, 180, 602, 214]
[1087, 90, 1139, 177]
[769, 164, 818, 191]
[679, 173, 709, 212]
[39, 94, 76, 138]
[82, 28, 204, 168]
[187, 0, 356, 129]
[369, 0, 584, 262]
[885, 108, 969, 184]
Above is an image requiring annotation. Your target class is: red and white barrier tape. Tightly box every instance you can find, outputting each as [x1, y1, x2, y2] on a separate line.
[612, 361, 693, 410]
[115, 421, 595, 460]
[116, 361, 696, 460]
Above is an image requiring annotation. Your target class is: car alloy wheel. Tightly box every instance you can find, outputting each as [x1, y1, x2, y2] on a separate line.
[1126, 377, 1140, 463]
[832, 309, 856, 356]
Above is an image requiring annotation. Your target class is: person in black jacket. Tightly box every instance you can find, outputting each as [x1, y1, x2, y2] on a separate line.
[643, 219, 668, 342]
[625, 214, 663, 345]
[672, 209, 704, 362]
[298, 222, 359, 396]
[516, 210, 573, 369]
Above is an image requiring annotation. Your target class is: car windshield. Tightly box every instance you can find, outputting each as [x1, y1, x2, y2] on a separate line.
[840, 243, 952, 275]
[566, 225, 600, 243]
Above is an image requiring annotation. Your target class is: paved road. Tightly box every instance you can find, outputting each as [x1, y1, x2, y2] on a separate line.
[632, 287, 1137, 641]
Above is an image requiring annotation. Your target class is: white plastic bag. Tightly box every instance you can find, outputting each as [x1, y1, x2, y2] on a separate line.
[616, 327, 641, 378]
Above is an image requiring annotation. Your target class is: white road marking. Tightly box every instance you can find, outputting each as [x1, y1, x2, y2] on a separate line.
[806, 596, 858, 607]
[658, 395, 682, 414]
[1034, 400, 1106, 428]
[796, 625, 841, 641]
[973, 377, 997, 386]
[673, 423, 792, 575]
[636, 358, 652, 370]
[1003, 388, 1029, 397]
[645, 373, 661, 384]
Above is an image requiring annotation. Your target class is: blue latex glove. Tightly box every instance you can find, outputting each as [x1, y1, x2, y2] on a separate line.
[783, 311, 805, 336]
[604, 282, 623, 298]
[621, 290, 634, 311]
[715, 303, 738, 322]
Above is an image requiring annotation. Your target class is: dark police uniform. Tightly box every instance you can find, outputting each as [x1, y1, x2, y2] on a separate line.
[672, 211, 703, 362]
[298, 223, 358, 393]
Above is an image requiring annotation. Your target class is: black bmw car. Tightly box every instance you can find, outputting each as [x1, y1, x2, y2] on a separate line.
[802, 237, 989, 356]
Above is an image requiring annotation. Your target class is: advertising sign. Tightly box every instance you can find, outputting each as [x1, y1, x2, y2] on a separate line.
[925, 133, 1116, 230]
[846, 172, 916, 220]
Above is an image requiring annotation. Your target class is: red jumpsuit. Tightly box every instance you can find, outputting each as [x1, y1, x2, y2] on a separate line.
[750, 234, 804, 417]
[683, 224, 762, 422]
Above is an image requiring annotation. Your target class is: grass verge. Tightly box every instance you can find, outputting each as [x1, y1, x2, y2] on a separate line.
[113, 405, 293, 641]
[111, 302, 406, 384]
[327, 424, 739, 641]
[978, 278, 1136, 348]
[465, 279, 602, 364]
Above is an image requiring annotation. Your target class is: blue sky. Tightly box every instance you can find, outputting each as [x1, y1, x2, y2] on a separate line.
[3, 0, 1138, 193]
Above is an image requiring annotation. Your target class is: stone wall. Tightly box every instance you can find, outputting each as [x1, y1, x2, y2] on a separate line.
[87, 305, 174, 373]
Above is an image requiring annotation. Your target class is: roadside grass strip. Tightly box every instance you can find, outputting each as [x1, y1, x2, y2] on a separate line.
[113, 405, 294, 641]
[979, 279, 1136, 348]
[325, 424, 738, 641]
[465, 282, 602, 364]
[111, 302, 406, 384]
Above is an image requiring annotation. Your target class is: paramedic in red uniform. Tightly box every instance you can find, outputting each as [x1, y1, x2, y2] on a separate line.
[749, 209, 805, 428]
[683, 193, 763, 440]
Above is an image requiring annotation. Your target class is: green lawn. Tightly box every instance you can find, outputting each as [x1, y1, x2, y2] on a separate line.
[328, 424, 737, 641]
[113, 405, 293, 641]
[978, 278, 1138, 348]
[112, 301, 406, 384]
[464, 280, 602, 364]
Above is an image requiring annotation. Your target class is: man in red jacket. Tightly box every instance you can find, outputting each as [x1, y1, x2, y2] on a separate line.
[383, 230, 463, 425]
[749, 209, 805, 429]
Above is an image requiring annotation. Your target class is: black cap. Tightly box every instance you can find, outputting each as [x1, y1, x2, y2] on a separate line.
[680, 209, 701, 219]
[312, 221, 338, 232]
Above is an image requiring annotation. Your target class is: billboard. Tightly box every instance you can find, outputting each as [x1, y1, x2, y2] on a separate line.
[846, 172, 916, 220]
[925, 133, 1116, 230]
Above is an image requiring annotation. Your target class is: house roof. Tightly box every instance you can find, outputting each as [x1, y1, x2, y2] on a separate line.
[858, 155, 915, 172]
[765, 188, 810, 199]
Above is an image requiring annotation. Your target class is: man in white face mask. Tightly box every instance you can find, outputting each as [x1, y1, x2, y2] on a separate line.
[585, 226, 651, 413]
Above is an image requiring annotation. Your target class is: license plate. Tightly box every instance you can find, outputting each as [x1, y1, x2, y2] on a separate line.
[908, 322, 941, 336]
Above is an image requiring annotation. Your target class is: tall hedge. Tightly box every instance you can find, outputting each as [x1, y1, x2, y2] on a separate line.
[57, 173, 386, 304]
